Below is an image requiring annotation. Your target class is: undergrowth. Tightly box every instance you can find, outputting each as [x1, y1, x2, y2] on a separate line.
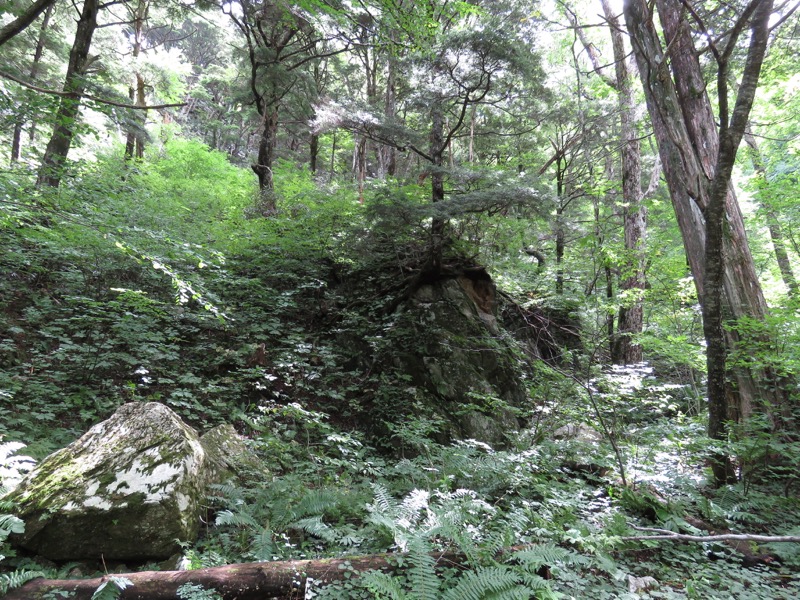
[1, 144, 799, 598]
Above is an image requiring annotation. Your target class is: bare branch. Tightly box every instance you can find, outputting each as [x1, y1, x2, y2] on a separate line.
[0, 69, 185, 110]
[623, 526, 800, 543]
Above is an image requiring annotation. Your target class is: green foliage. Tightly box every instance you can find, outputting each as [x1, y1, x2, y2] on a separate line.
[177, 582, 223, 600]
[90, 577, 134, 600]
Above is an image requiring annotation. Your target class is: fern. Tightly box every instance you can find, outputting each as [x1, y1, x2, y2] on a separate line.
[362, 570, 408, 599]
[248, 527, 277, 561]
[406, 536, 441, 600]
[90, 576, 134, 600]
[291, 515, 340, 543]
[511, 543, 570, 572]
[440, 566, 529, 600]
[0, 569, 46, 595]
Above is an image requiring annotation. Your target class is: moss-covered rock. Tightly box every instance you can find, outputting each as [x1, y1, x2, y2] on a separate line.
[200, 423, 264, 484]
[5, 402, 208, 561]
[390, 269, 529, 445]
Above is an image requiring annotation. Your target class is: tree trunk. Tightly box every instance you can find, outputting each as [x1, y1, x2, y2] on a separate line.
[623, 0, 783, 439]
[252, 109, 279, 213]
[602, 0, 645, 365]
[310, 132, 319, 174]
[124, 1, 149, 160]
[702, 0, 774, 484]
[356, 135, 367, 203]
[4, 552, 461, 600]
[555, 157, 566, 295]
[9, 0, 55, 164]
[744, 132, 799, 301]
[428, 100, 446, 272]
[36, 0, 99, 188]
[0, 0, 56, 47]
[381, 45, 398, 177]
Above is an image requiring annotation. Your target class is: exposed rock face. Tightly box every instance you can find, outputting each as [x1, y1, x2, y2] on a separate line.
[392, 269, 528, 445]
[5, 402, 248, 561]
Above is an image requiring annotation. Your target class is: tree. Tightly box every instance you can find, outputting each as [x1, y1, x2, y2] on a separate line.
[623, 0, 792, 483]
[9, 2, 53, 163]
[317, 0, 545, 270]
[36, 0, 100, 188]
[227, 0, 340, 213]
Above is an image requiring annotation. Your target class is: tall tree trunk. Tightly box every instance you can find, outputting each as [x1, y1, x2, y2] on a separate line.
[310, 132, 319, 174]
[428, 100, 446, 272]
[36, 0, 99, 188]
[381, 46, 398, 177]
[603, 0, 645, 365]
[555, 157, 566, 295]
[624, 0, 784, 483]
[356, 135, 367, 203]
[744, 132, 799, 301]
[252, 109, 279, 213]
[11, 1, 52, 162]
[124, 1, 149, 160]
[572, 1, 646, 362]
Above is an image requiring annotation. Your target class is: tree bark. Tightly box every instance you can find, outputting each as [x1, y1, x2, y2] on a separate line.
[124, 1, 149, 160]
[36, 0, 99, 188]
[252, 109, 279, 213]
[0, 0, 57, 47]
[13, 1, 53, 162]
[602, 0, 645, 365]
[623, 0, 784, 446]
[10, 0, 54, 164]
[5, 551, 466, 600]
[310, 132, 319, 174]
[702, 0, 774, 485]
[428, 99, 446, 272]
[744, 132, 799, 301]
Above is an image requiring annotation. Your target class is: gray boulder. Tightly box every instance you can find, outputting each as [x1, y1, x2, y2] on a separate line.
[5, 402, 252, 561]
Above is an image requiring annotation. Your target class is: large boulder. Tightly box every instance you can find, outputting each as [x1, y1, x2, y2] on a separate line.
[4, 402, 245, 561]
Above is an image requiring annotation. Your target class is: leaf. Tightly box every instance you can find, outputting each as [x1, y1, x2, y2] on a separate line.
[91, 577, 134, 600]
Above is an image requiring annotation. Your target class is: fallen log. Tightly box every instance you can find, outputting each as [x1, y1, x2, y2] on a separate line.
[4, 551, 463, 600]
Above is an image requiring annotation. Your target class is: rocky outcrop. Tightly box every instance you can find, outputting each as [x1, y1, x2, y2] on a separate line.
[4, 402, 257, 561]
[390, 268, 528, 445]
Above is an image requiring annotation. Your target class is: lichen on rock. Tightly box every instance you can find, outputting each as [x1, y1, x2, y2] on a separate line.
[5, 402, 209, 561]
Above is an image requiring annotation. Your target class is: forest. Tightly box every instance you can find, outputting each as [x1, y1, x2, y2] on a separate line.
[0, 0, 799, 597]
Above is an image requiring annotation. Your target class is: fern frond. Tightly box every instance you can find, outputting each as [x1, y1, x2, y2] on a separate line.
[294, 489, 340, 518]
[511, 543, 570, 571]
[440, 566, 521, 600]
[291, 516, 339, 543]
[370, 483, 396, 514]
[516, 572, 552, 591]
[407, 536, 440, 600]
[214, 509, 258, 529]
[0, 570, 46, 594]
[362, 569, 407, 599]
[90, 576, 134, 600]
[248, 527, 276, 561]
[0, 513, 25, 538]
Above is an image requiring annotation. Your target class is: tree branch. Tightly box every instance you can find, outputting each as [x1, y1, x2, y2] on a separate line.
[0, 0, 57, 47]
[623, 526, 800, 543]
[0, 70, 185, 110]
